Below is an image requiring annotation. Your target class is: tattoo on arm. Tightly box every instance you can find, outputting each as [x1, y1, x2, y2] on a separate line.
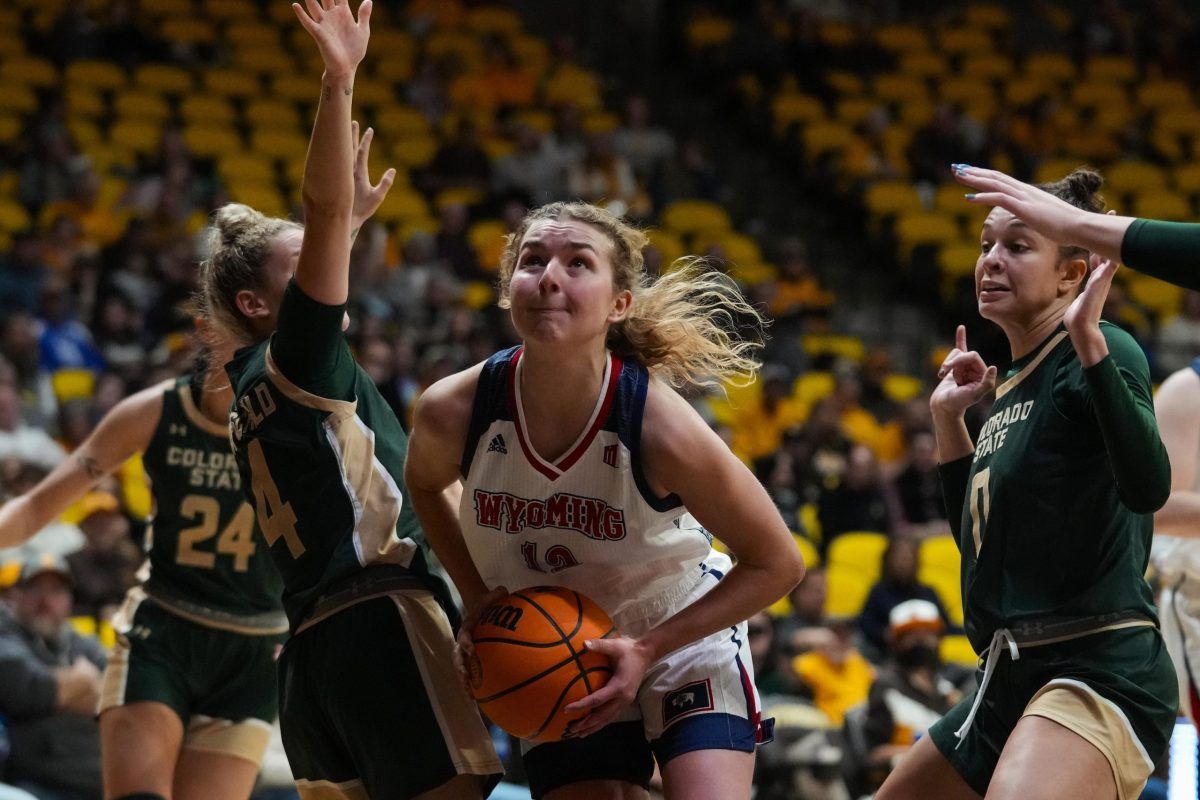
[77, 454, 104, 481]
[344, 87, 352, 96]
[323, 85, 332, 101]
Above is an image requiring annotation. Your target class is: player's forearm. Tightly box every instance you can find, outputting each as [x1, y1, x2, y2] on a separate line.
[938, 454, 972, 542]
[931, 410, 974, 464]
[1154, 491, 1200, 538]
[1069, 211, 1134, 264]
[408, 485, 490, 612]
[0, 495, 40, 548]
[1121, 219, 1200, 290]
[301, 70, 357, 219]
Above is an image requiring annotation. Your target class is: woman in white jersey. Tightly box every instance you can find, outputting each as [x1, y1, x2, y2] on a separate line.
[405, 201, 806, 800]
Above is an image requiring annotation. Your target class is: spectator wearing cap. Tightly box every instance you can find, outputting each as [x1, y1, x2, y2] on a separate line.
[857, 599, 971, 793]
[63, 492, 138, 623]
[0, 555, 105, 800]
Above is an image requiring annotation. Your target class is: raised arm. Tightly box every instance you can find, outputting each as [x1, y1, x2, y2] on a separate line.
[0, 386, 161, 547]
[291, 0, 373, 306]
[1154, 367, 1200, 537]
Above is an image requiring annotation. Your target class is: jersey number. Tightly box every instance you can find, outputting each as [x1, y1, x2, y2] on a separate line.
[521, 541, 580, 573]
[247, 439, 305, 558]
[176, 497, 256, 572]
[968, 466, 991, 555]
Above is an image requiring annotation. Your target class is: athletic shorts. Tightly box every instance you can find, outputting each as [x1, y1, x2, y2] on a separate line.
[100, 589, 285, 765]
[522, 564, 773, 799]
[278, 591, 503, 800]
[928, 624, 1177, 800]
[1160, 582, 1200, 724]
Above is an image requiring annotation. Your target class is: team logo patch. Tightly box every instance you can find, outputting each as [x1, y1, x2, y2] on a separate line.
[603, 444, 618, 468]
[487, 434, 508, 455]
[662, 678, 714, 727]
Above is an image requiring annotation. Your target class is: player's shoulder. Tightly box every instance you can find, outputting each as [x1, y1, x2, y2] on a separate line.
[414, 361, 488, 439]
[1097, 321, 1150, 371]
[1156, 362, 1200, 409]
[641, 376, 709, 449]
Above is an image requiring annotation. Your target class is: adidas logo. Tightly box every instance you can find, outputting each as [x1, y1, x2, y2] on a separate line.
[487, 434, 508, 455]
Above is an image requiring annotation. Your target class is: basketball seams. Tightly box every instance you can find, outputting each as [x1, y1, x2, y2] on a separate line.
[474, 652, 578, 703]
[517, 588, 598, 695]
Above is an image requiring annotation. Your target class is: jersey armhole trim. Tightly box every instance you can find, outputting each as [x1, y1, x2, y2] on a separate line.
[265, 345, 357, 416]
[629, 370, 683, 513]
[461, 348, 518, 479]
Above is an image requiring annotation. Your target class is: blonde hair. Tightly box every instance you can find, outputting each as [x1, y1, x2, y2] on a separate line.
[497, 202, 765, 388]
[198, 203, 301, 344]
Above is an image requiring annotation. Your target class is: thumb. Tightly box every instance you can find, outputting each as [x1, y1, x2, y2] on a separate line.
[983, 365, 998, 391]
[582, 638, 619, 656]
[377, 168, 397, 191]
[357, 0, 373, 28]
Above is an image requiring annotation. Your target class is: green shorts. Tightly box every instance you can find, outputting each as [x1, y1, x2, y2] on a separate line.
[928, 625, 1177, 800]
[100, 590, 285, 764]
[278, 591, 503, 800]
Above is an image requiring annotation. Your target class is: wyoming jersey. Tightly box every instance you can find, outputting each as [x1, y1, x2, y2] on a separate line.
[224, 281, 435, 630]
[459, 346, 723, 635]
[953, 323, 1164, 649]
[140, 375, 285, 631]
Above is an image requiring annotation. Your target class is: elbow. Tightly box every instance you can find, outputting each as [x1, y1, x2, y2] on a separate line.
[1123, 482, 1171, 515]
[781, 545, 807, 596]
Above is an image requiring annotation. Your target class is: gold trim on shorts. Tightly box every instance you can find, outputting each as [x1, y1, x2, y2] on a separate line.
[183, 714, 273, 766]
[294, 778, 369, 800]
[1023, 678, 1154, 800]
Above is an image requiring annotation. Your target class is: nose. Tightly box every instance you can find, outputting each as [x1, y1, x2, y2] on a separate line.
[979, 243, 1002, 272]
[537, 258, 565, 293]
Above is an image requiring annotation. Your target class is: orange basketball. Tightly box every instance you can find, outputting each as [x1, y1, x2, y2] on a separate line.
[468, 586, 615, 743]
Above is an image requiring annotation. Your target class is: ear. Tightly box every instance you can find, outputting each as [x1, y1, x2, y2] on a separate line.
[235, 288, 272, 321]
[607, 289, 633, 324]
[1058, 255, 1088, 295]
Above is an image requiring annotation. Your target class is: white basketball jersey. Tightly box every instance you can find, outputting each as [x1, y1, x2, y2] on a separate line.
[459, 347, 721, 635]
[1152, 358, 1200, 585]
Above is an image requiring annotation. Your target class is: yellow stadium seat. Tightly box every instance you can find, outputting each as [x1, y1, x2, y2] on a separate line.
[771, 92, 824, 134]
[66, 59, 126, 91]
[919, 534, 963, 625]
[882, 373, 924, 403]
[583, 111, 620, 134]
[0, 115, 21, 148]
[435, 188, 484, 211]
[251, 130, 308, 161]
[825, 70, 865, 96]
[937, 241, 982, 293]
[1023, 53, 1076, 83]
[1086, 55, 1137, 84]
[509, 33, 550, 74]
[799, 503, 822, 547]
[1105, 162, 1169, 195]
[0, 85, 37, 114]
[269, 74, 317, 104]
[938, 27, 993, 55]
[874, 74, 930, 105]
[898, 52, 949, 78]
[244, 99, 301, 130]
[390, 135, 439, 169]
[803, 122, 858, 162]
[543, 66, 602, 111]
[0, 33, 24, 58]
[425, 31, 484, 73]
[203, 68, 261, 99]
[113, 90, 170, 121]
[1003, 76, 1056, 106]
[180, 95, 234, 125]
[960, 54, 1012, 80]
[897, 100, 935, 128]
[217, 155, 275, 186]
[234, 48, 298, 76]
[963, 5, 1011, 30]
[865, 181, 924, 221]
[183, 126, 244, 158]
[65, 87, 106, 118]
[686, 15, 734, 50]
[109, 118, 163, 155]
[938, 76, 993, 106]
[466, 5, 523, 36]
[697, 231, 762, 266]
[1033, 158, 1088, 186]
[0, 200, 32, 232]
[1127, 275, 1184, 320]
[225, 21, 279, 49]
[134, 64, 192, 94]
[66, 119, 102, 148]
[1, 56, 57, 88]
[1173, 163, 1200, 196]
[826, 532, 889, 615]
[0, 560, 20, 589]
[874, 24, 929, 53]
[1071, 81, 1128, 109]
[646, 229, 685, 267]
[834, 97, 879, 126]
[825, 565, 874, 618]
[227, 184, 287, 217]
[160, 18, 216, 45]
[51, 368, 96, 402]
[795, 533, 820, 569]
[370, 107, 425, 139]
[69, 615, 98, 637]
[85, 144, 137, 173]
[1133, 190, 1192, 222]
[802, 334, 866, 364]
[1157, 109, 1200, 137]
[141, 0, 191, 16]
[204, 0, 254, 20]
[462, 281, 496, 311]
[468, 219, 508, 271]
[940, 635, 978, 668]
[354, 80, 397, 108]
[374, 187, 430, 225]
[818, 21, 857, 48]
[895, 212, 959, 256]
[662, 200, 732, 237]
[793, 370, 834, 406]
[1138, 80, 1191, 110]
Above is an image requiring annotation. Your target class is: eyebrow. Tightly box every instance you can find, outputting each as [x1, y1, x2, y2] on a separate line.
[981, 219, 1030, 233]
[521, 239, 599, 253]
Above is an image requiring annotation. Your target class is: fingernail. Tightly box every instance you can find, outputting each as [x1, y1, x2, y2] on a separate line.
[965, 194, 976, 200]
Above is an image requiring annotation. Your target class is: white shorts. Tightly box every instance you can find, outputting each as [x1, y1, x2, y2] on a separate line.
[1160, 580, 1200, 724]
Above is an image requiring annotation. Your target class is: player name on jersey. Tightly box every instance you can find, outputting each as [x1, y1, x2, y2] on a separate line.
[166, 446, 241, 491]
[473, 489, 627, 541]
[974, 399, 1035, 461]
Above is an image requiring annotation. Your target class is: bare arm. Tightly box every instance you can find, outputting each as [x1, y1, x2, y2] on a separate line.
[1155, 367, 1200, 537]
[291, 0, 372, 306]
[0, 387, 162, 547]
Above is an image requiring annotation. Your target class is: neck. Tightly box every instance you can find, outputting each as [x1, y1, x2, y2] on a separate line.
[199, 348, 236, 425]
[519, 340, 609, 395]
[1000, 302, 1067, 360]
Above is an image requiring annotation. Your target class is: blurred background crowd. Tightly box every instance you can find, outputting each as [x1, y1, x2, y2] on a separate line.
[1, 0, 1199, 797]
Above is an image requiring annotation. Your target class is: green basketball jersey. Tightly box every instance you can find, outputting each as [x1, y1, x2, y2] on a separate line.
[141, 375, 286, 633]
[224, 282, 428, 630]
[956, 323, 1165, 652]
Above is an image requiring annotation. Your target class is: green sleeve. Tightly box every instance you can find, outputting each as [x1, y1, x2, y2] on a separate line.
[1059, 324, 1171, 513]
[269, 279, 356, 401]
[1121, 219, 1200, 290]
[938, 454, 972, 544]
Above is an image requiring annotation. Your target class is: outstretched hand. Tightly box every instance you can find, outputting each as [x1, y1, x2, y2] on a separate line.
[562, 635, 654, 738]
[455, 585, 509, 694]
[953, 165, 1088, 248]
[1065, 254, 1118, 367]
[292, 0, 372, 79]
[930, 325, 997, 419]
[350, 120, 396, 232]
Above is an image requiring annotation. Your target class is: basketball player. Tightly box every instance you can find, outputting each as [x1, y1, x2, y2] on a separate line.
[1151, 361, 1200, 725]
[955, 163, 1200, 291]
[404, 201, 806, 800]
[0, 341, 286, 800]
[876, 169, 1177, 800]
[208, 1, 501, 797]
